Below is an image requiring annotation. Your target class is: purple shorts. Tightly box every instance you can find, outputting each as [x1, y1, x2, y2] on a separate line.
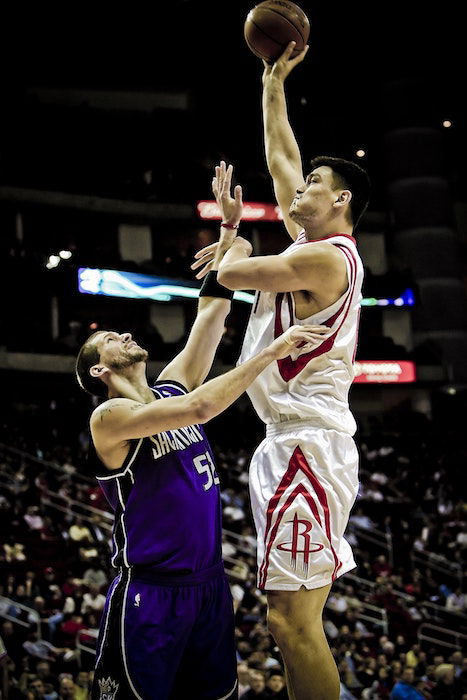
[91, 563, 237, 699]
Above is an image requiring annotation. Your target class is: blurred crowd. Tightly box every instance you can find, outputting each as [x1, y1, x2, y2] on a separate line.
[1, 398, 466, 698]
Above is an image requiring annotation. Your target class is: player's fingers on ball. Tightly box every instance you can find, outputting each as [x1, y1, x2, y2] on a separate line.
[284, 41, 296, 59]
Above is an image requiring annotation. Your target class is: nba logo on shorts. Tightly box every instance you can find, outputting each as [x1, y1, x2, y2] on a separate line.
[98, 677, 119, 699]
[277, 513, 324, 575]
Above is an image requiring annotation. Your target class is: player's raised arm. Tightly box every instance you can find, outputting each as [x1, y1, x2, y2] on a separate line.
[91, 324, 330, 453]
[262, 41, 309, 241]
[157, 162, 243, 391]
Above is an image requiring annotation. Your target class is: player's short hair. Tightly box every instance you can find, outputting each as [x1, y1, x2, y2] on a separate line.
[75, 331, 108, 398]
[309, 155, 370, 230]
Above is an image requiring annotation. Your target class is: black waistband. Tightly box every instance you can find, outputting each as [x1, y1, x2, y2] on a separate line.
[124, 560, 226, 586]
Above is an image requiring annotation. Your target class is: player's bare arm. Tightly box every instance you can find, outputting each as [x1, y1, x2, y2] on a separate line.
[262, 41, 309, 241]
[91, 323, 330, 468]
[219, 241, 347, 298]
[157, 163, 243, 391]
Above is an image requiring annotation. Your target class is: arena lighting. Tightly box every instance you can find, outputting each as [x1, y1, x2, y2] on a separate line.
[354, 361, 416, 384]
[78, 268, 255, 304]
[355, 149, 366, 158]
[59, 249, 73, 259]
[360, 289, 415, 307]
[442, 120, 452, 128]
[78, 268, 415, 308]
[197, 200, 283, 221]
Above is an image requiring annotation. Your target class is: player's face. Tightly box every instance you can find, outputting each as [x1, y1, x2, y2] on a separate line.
[96, 331, 149, 370]
[289, 166, 339, 225]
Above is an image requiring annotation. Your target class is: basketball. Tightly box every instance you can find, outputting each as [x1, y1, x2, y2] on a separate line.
[244, 1, 310, 63]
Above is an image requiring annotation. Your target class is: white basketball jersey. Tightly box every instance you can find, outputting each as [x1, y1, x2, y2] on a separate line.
[238, 232, 364, 435]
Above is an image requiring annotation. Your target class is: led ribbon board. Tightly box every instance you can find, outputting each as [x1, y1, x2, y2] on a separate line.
[78, 268, 414, 309]
[353, 361, 416, 383]
[78, 267, 255, 304]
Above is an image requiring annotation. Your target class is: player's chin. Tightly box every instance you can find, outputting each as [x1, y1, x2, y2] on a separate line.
[131, 348, 149, 363]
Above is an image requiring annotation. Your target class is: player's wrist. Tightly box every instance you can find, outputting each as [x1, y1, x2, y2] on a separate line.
[220, 221, 239, 230]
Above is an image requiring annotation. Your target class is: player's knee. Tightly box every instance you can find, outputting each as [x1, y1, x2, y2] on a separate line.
[266, 605, 291, 643]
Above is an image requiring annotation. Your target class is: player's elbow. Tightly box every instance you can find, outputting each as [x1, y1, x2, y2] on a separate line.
[187, 396, 215, 425]
[217, 266, 240, 290]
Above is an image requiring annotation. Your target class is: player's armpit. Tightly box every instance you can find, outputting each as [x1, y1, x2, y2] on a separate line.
[218, 243, 348, 296]
[90, 396, 205, 445]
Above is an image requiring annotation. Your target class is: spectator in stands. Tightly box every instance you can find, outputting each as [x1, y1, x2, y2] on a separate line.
[432, 662, 465, 698]
[81, 562, 107, 592]
[265, 671, 287, 697]
[24, 505, 44, 531]
[58, 674, 77, 699]
[240, 670, 269, 698]
[68, 518, 93, 544]
[445, 587, 466, 612]
[390, 666, 425, 699]
[80, 585, 105, 616]
[74, 670, 90, 700]
[27, 676, 47, 698]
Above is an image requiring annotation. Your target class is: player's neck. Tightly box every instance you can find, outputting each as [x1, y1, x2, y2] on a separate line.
[303, 220, 353, 241]
[108, 364, 155, 404]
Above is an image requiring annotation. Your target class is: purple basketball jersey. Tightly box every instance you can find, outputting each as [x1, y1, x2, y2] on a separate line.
[90, 380, 223, 574]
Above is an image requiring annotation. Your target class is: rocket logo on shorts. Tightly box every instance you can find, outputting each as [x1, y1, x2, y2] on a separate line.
[98, 677, 119, 700]
[277, 513, 324, 575]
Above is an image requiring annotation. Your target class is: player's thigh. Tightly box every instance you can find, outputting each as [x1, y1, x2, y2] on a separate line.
[171, 576, 238, 699]
[267, 583, 332, 633]
[123, 579, 202, 698]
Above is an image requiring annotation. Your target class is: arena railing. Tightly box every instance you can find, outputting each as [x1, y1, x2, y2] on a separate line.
[222, 528, 256, 557]
[411, 549, 463, 587]
[0, 595, 41, 638]
[346, 522, 393, 566]
[418, 623, 467, 652]
[0, 442, 95, 485]
[76, 628, 99, 666]
[223, 555, 250, 582]
[41, 489, 113, 532]
[324, 594, 389, 635]
[419, 601, 467, 635]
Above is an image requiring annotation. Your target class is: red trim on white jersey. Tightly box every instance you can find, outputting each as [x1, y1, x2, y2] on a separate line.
[295, 231, 357, 246]
[274, 242, 357, 381]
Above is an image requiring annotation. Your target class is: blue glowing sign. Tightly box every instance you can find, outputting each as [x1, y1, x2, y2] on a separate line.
[78, 268, 414, 308]
[78, 268, 255, 304]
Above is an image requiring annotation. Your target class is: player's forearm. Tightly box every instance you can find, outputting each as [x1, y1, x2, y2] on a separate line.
[263, 78, 302, 173]
[217, 244, 250, 290]
[191, 346, 276, 423]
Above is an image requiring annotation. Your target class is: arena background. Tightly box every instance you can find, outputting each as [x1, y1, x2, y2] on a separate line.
[1, 3, 466, 698]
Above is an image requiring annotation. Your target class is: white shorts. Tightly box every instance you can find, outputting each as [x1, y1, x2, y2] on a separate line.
[249, 420, 359, 591]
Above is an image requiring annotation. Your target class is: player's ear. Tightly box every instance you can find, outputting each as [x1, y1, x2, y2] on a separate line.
[334, 189, 352, 208]
[90, 364, 110, 379]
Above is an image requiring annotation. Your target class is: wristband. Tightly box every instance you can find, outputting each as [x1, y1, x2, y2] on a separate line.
[220, 222, 239, 230]
[199, 271, 234, 300]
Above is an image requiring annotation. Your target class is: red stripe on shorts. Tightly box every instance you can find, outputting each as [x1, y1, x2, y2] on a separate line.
[259, 446, 341, 588]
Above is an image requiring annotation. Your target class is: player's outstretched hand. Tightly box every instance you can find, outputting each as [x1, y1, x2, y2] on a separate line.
[270, 324, 331, 360]
[262, 41, 309, 85]
[191, 237, 252, 280]
[213, 160, 243, 227]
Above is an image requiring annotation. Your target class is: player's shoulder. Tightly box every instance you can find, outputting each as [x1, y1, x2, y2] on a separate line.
[90, 398, 141, 430]
[290, 239, 348, 269]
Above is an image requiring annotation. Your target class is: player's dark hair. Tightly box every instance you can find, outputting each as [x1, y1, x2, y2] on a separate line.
[309, 156, 370, 230]
[76, 331, 108, 398]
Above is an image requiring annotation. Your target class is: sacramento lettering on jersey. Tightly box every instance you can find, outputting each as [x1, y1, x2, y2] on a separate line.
[150, 424, 204, 460]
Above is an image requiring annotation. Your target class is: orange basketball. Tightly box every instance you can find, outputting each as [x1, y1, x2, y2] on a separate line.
[244, 1, 310, 63]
